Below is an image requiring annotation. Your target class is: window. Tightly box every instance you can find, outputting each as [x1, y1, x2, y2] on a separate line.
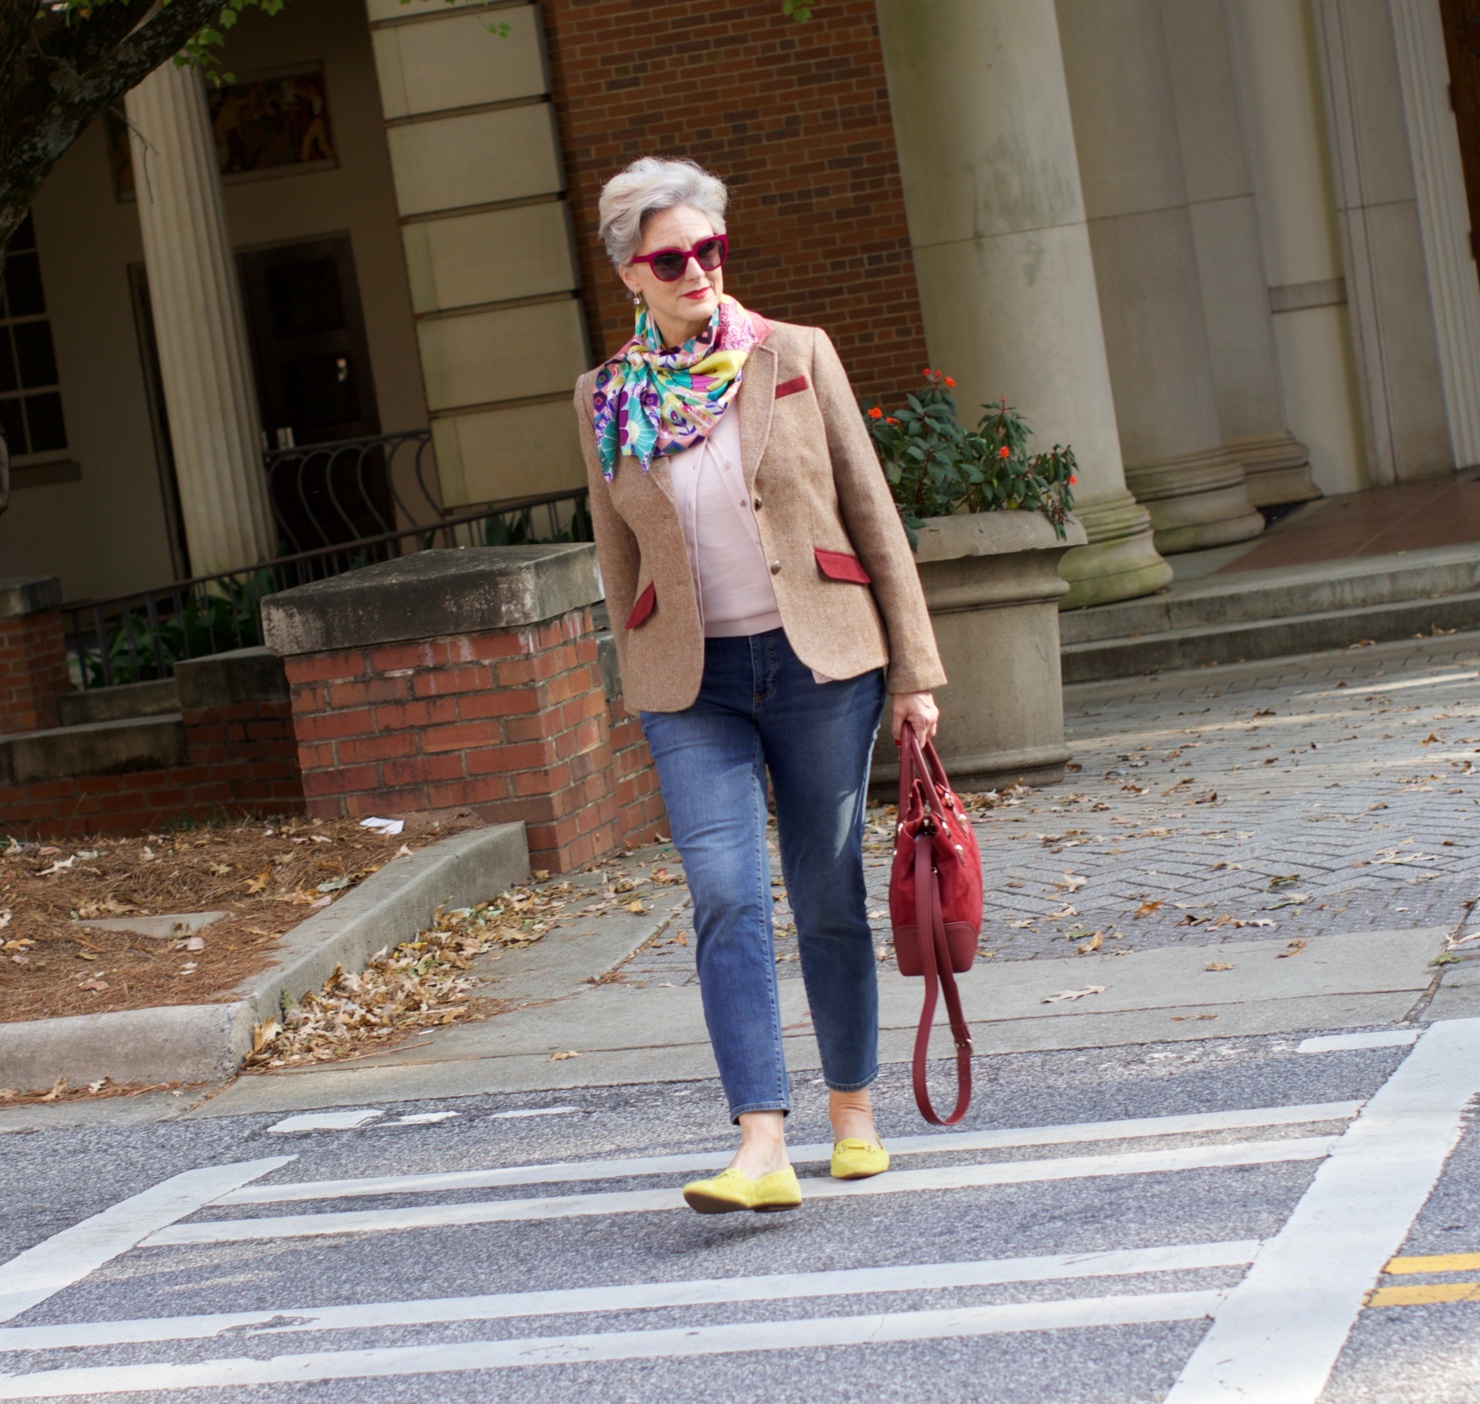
[0, 213, 68, 460]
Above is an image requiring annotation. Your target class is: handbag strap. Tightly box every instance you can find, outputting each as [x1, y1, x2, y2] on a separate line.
[905, 731, 973, 1127]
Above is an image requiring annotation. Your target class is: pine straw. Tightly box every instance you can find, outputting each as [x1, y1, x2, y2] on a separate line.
[0, 813, 474, 1022]
[244, 880, 582, 1070]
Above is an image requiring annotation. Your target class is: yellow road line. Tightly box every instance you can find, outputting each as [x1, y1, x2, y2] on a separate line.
[1367, 1282, 1480, 1307]
[1384, 1252, 1480, 1274]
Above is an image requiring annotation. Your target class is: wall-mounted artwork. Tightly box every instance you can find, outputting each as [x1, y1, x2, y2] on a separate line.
[109, 64, 336, 200]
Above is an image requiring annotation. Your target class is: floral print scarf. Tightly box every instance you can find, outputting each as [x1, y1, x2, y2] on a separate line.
[592, 294, 769, 481]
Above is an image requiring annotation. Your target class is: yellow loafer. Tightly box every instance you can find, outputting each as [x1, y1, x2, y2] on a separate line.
[830, 1139, 890, 1180]
[682, 1165, 802, 1214]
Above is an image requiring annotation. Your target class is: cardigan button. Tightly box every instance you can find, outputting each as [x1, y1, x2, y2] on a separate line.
[753, 497, 763, 510]
[769, 561, 782, 575]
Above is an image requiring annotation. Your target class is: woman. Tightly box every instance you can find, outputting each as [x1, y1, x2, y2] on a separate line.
[574, 157, 945, 1214]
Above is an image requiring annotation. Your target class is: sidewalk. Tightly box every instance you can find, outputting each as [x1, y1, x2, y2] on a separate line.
[176, 627, 1480, 1122]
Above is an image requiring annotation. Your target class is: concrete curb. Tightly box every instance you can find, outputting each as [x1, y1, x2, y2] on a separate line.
[0, 824, 529, 1092]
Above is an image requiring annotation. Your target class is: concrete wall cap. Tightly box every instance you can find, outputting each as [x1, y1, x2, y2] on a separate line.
[260, 545, 602, 656]
[913, 510, 1089, 563]
[174, 646, 290, 708]
[0, 576, 63, 619]
[0, 714, 187, 785]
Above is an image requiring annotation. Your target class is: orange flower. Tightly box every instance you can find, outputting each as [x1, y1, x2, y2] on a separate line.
[1069, 475, 1078, 484]
[944, 377, 956, 388]
[886, 416, 899, 425]
[998, 445, 1010, 459]
[868, 406, 883, 419]
[922, 368, 932, 377]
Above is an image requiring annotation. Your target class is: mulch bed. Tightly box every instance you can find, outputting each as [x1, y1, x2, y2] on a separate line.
[0, 811, 482, 1024]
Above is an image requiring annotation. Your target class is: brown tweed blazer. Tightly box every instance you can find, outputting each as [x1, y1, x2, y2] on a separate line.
[574, 319, 945, 714]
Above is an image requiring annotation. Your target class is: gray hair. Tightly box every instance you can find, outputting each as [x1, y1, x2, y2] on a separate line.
[598, 157, 729, 271]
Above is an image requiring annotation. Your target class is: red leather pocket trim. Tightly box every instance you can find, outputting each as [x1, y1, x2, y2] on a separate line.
[775, 374, 809, 399]
[625, 582, 656, 629]
[814, 548, 872, 585]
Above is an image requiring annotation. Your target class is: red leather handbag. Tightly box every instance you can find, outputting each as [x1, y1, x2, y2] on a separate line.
[889, 728, 983, 1125]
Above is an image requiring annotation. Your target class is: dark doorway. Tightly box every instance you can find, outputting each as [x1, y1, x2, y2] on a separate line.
[1441, 0, 1480, 279]
[238, 237, 391, 554]
[132, 235, 390, 575]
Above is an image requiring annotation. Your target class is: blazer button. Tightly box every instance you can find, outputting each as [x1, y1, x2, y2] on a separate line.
[769, 561, 782, 575]
[753, 497, 763, 510]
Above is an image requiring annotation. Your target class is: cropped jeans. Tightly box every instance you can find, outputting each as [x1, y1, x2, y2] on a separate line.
[640, 629, 886, 1121]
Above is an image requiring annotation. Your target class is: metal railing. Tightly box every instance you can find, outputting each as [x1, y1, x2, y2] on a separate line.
[65, 485, 592, 690]
[261, 430, 442, 553]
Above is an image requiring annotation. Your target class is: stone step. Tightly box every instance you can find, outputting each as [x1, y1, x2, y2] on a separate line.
[1061, 587, 1480, 683]
[56, 677, 179, 727]
[1058, 545, 1480, 646]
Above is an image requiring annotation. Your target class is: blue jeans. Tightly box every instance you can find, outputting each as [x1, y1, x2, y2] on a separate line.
[641, 629, 886, 1121]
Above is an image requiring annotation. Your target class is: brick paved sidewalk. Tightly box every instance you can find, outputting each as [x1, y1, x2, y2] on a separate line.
[621, 630, 1480, 986]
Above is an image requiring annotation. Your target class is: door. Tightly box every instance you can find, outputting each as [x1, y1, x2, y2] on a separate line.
[237, 237, 391, 553]
[1441, 0, 1480, 277]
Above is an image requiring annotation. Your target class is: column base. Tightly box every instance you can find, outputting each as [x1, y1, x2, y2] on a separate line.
[1058, 491, 1174, 610]
[1124, 446, 1265, 555]
[1224, 431, 1322, 509]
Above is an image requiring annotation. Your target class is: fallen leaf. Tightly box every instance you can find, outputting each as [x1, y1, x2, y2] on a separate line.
[395, 843, 414, 858]
[1047, 905, 1079, 920]
[1058, 873, 1088, 892]
[1269, 874, 1303, 888]
[35, 857, 75, 877]
[185, 936, 205, 952]
[1076, 932, 1103, 955]
[1422, 732, 1441, 746]
[534, 869, 551, 882]
[1171, 1014, 1219, 1021]
[1040, 985, 1106, 1004]
[1134, 900, 1162, 918]
[207, 863, 232, 877]
[673, 930, 688, 946]
[549, 1049, 581, 1061]
[1205, 962, 1235, 972]
[625, 900, 647, 914]
[78, 978, 109, 992]
[38, 1077, 67, 1102]
[244, 865, 273, 895]
[1276, 939, 1308, 958]
[316, 876, 351, 893]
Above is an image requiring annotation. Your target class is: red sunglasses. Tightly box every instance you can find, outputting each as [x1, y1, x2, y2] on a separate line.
[630, 234, 729, 282]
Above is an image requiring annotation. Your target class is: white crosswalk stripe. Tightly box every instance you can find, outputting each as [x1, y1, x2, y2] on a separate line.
[0, 1029, 1475, 1403]
[0, 1240, 1260, 1354]
[143, 1136, 1337, 1246]
[0, 1292, 1229, 1398]
[217, 1100, 1361, 1205]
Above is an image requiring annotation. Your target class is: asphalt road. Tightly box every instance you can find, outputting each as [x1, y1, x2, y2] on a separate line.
[2, 1023, 1478, 1403]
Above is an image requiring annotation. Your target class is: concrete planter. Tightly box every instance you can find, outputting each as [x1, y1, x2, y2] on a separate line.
[872, 510, 1088, 794]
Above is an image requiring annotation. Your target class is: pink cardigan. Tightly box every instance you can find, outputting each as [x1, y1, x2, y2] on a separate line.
[666, 407, 782, 638]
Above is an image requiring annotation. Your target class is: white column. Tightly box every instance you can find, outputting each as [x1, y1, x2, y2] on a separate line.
[125, 62, 275, 576]
[1057, 0, 1264, 556]
[1391, 0, 1480, 469]
[1161, 0, 1320, 509]
[1309, 0, 1451, 484]
[873, 0, 1170, 609]
[1224, 0, 1369, 496]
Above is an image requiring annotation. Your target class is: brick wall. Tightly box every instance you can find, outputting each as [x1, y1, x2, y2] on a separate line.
[0, 695, 303, 838]
[0, 608, 68, 736]
[281, 607, 664, 871]
[544, 0, 930, 405]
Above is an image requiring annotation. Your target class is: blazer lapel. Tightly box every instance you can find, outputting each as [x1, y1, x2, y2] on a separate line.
[737, 342, 776, 494]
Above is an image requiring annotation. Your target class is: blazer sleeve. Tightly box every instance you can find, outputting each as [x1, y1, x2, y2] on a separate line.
[810, 328, 947, 694]
[574, 377, 641, 643]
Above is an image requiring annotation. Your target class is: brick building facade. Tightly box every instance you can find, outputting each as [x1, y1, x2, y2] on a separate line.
[544, 0, 930, 405]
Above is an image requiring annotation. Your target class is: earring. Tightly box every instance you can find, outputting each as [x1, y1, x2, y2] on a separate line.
[632, 290, 643, 307]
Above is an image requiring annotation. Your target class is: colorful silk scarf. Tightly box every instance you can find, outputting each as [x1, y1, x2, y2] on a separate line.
[592, 294, 769, 481]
